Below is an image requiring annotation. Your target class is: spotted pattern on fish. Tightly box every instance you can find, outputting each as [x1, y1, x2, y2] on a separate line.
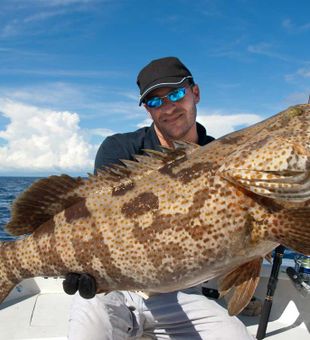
[121, 192, 159, 218]
[159, 161, 215, 184]
[220, 135, 245, 145]
[68, 219, 139, 290]
[0, 105, 309, 313]
[112, 181, 135, 196]
[64, 198, 91, 223]
[32, 218, 65, 275]
[266, 107, 304, 131]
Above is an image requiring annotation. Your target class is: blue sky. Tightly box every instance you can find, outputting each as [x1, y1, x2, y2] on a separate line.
[0, 0, 309, 176]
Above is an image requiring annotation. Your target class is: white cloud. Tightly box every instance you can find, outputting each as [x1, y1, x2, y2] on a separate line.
[208, 36, 250, 62]
[285, 67, 310, 84]
[0, 82, 144, 122]
[297, 68, 310, 78]
[0, 21, 19, 38]
[0, 82, 83, 107]
[35, 0, 98, 6]
[247, 43, 291, 62]
[0, 68, 122, 78]
[23, 9, 71, 23]
[0, 0, 102, 38]
[0, 99, 96, 175]
[282, 18, 293, 30]
[22, 0, 105, 23]
[197, 110, 262, 138]
[88, 127, 115, 138]
[137, 118, 152, 129]
[282, 18, 310, 32]
[3, 0, 98, 8]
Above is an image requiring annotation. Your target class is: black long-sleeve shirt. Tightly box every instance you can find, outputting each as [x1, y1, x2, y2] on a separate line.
[94, 122, 214, 172]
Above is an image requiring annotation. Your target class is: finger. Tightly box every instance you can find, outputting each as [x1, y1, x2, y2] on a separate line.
[63, 272, 80, 295]
[79, 273, 97, 299]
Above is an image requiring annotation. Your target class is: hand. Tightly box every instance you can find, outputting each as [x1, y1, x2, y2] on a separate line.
[63, 273, 97, 299]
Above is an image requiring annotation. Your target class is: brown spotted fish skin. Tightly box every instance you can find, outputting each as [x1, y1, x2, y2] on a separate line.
[0, 104, 309, 315]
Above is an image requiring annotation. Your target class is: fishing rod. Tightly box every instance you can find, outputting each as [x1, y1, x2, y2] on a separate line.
[256, 245, 286, 340]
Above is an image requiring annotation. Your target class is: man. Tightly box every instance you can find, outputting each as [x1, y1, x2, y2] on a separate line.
[65, 57, 254, 339]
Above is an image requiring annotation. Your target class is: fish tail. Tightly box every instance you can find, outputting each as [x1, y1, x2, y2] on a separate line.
[0, 242, 17, 304]
[267, 207, 310, 255]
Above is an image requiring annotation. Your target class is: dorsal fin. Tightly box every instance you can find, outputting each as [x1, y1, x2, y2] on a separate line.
[6, 175, 83, 236]
[6, 142, 200, 236]
[172, 140, 201, 152]
[84, 141, 200, 190]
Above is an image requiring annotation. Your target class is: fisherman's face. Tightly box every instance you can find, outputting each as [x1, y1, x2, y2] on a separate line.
[144, 84, 200, 142]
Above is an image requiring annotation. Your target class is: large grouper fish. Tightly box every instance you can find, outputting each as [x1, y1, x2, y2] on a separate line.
[0, 104, 309, 315]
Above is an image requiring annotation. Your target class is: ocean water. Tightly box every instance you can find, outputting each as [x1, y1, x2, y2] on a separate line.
[0, 176, 298, 259]
[0, 176, 40, 241]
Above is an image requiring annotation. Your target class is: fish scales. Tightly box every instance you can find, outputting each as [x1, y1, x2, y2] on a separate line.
[0, 104, 309, 315]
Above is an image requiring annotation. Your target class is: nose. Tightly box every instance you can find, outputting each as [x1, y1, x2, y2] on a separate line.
[160, 97, 177, 112]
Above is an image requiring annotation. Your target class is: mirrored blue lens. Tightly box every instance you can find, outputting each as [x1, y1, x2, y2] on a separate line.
[146, 87, 187, 108]
[167, 87, 186, 102]
[146, 97, 163, 108]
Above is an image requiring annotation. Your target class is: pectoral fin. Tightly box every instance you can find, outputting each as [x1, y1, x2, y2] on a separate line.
[218, 257, 263, 316]
[221, 169, 310, 202]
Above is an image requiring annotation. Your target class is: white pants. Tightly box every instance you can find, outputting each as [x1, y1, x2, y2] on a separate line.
[68, 288, 254, 340]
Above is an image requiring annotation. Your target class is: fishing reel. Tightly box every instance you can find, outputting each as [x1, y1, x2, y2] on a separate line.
[286, 255, 310, 297]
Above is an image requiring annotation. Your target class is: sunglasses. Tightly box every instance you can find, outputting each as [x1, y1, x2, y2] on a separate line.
[145, 87, 187, 108]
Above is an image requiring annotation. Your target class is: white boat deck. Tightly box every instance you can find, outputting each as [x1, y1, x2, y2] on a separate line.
[0, 277, 71, 340]
[238, 266, 310, 340]
[0, 262, 309, 340]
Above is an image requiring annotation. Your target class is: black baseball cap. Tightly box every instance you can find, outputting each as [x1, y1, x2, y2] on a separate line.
[137, 56, 194, 106]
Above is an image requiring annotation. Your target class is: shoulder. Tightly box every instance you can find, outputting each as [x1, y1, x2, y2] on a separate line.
[105, 126, 152, 146]
[102, 126, 157, 155]
[196, 122, 215, 146]
[95, 125, 158, 170]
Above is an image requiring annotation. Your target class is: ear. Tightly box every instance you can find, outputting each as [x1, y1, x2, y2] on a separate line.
[192, 84, 200, 104]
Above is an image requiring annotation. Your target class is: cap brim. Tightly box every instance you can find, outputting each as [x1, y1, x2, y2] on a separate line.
[139, 76, 192, 106]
